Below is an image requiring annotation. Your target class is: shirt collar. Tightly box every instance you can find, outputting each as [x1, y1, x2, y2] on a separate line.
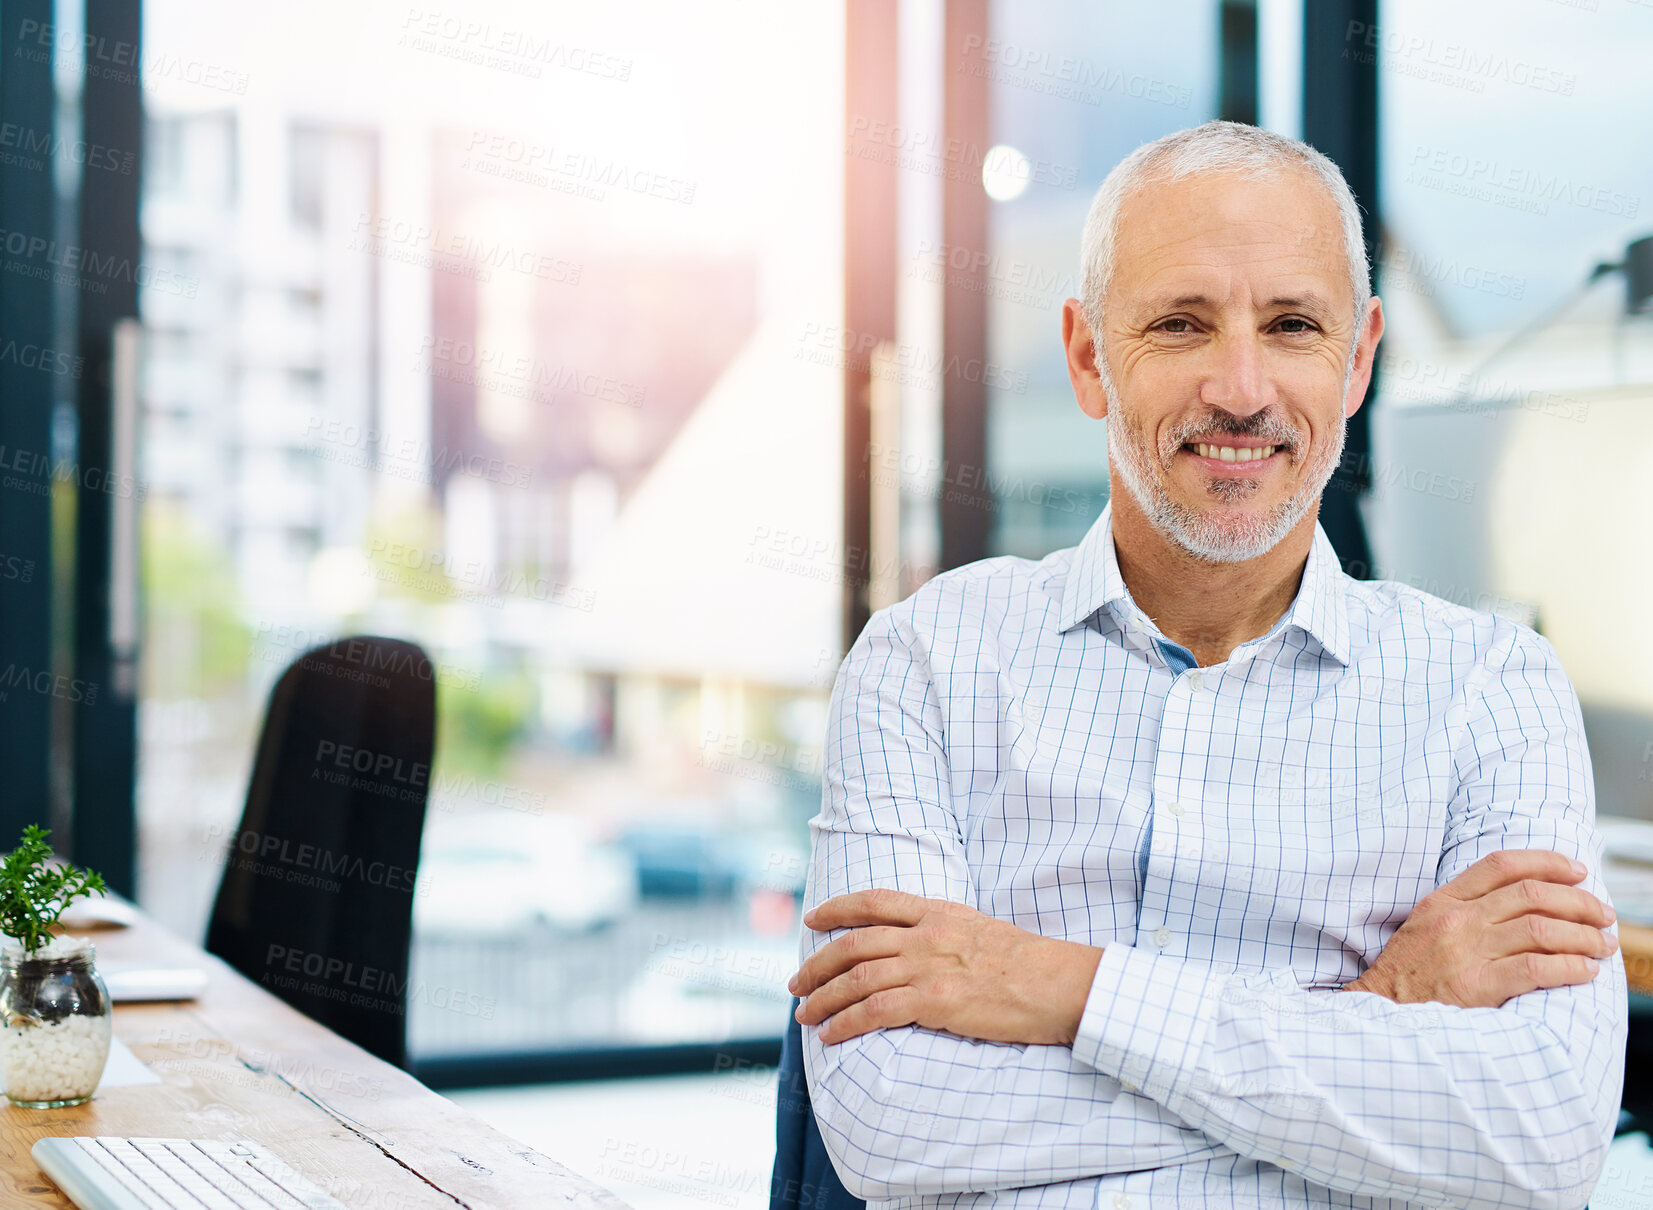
[1057, 501, 1352, 667]
[1057, 501, 1131, 633]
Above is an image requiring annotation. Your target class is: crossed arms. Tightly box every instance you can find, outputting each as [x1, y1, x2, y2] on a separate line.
[793, 609, 1628, 1208]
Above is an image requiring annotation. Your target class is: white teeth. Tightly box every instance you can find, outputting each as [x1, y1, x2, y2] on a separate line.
[1194, 443, 1276, 463]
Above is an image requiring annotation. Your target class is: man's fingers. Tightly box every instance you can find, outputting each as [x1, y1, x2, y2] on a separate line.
[803, 888, 936, 931]
[1479, 878, 1616, 929]
[1440, 849, 1585, 902]
[1483, 951, 1603, 1007]
[1485, 914, 1619, 962]
[813, 985, 922, 1046]
[795, 956, 909, 1028]
[789, 925, 907, 996]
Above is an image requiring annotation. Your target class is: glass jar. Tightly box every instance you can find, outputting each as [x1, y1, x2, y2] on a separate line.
[0, 941, 112, 1108]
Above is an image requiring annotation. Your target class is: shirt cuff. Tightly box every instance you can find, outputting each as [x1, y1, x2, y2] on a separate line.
[1070, 943, 1228, 1106]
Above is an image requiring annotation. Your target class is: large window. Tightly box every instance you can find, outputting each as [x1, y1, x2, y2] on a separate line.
[875, 0, 1225, 601]
[8, 0, 1640, 1098]
[979, 0, 1223, 559]
[1369, 0, 1653, 822]
[135, 0, 845, 1064]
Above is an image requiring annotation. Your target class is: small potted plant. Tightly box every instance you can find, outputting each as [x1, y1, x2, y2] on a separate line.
[0, 825, 112, 1107]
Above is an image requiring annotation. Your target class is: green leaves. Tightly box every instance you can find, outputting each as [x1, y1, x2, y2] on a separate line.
[0, 825, 107, 957]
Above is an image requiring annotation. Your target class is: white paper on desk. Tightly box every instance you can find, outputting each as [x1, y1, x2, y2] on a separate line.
[97, 1037, 160, 1088]
[56, 898, 138, 929]
[48, 937, 209, 1003]
[98, 962, 209, 1002]
[1603, 857, 1653, 926]
[0, 1036, 160, 1096]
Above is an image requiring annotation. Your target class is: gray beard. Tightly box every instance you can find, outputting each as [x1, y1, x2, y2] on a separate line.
[1105, 398, 1346, 564]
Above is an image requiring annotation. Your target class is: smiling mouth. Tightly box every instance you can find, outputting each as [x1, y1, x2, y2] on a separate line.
[1186, 441, 1280, 465]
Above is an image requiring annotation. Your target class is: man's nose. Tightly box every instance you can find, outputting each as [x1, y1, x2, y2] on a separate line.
[1199, 334, 1274, 417]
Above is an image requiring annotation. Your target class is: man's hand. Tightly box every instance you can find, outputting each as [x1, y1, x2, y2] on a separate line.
[1342, 849, 1618, 1007]
[788, 889, 1103, 1046]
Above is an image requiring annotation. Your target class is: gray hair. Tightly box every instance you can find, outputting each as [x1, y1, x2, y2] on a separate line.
[1079, 120, 1371, 383]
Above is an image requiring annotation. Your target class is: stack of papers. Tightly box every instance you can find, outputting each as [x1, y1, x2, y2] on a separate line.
[1598, 817, 1653, 926]
[97, 963, 209, 1002]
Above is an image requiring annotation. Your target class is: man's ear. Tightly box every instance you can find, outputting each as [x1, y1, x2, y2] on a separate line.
[1342, 295, 1385, 420]
[1062, 298, 1110, 420]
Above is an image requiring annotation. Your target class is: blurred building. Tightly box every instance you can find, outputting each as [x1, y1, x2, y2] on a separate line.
[141, 110, 381, 616]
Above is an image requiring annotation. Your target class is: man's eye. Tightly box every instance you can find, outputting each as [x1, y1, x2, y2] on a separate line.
[1276, 317, 1317, 334]
[1157, 318, 1195, 334]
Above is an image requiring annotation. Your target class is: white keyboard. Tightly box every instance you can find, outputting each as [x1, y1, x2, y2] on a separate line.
[33, 1137, 347, 1209]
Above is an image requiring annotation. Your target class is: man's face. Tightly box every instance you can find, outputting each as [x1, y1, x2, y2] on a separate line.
[1068, 167, 1382, 563]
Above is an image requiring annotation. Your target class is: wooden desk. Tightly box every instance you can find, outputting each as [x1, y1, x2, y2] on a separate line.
[0, 912, 631, 1208]
[1621, 922, 1653, 996]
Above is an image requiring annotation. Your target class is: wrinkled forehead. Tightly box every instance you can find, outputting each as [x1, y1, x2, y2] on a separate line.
[1109, 167, 1354, 313]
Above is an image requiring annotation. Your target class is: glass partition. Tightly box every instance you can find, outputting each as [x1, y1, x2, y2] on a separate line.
[136, 0, 845, 1063]
[1370, 0, 1653, 822]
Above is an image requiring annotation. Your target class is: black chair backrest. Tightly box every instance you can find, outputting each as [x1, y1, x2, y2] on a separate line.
[206, 636, 436, 1068]
[771, 999, 865, 1210]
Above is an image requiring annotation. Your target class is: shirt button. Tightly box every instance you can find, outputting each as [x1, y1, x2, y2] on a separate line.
[1153, 927, 1171, 948]
[1120, 1080, 1138, 1094]
[1112, 1195, 1132, 1210]
[1167, 801, 1185, 817]
[1277, 1156, 1294, 1171]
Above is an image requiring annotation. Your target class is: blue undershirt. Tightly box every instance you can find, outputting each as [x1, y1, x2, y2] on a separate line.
[1140, 638, 1200, 891]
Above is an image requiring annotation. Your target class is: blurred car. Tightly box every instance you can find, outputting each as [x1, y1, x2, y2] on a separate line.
[619, 934, 799, 1042]
[616, 819, 810, 900]
[617, 821, 743, 899]
[414, 809, 637, 939]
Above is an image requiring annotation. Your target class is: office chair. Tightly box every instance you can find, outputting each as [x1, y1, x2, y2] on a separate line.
[1621, 992, 1653, 1134]
[205, 636, 436, 1068]
[770, 998, 865, 1210]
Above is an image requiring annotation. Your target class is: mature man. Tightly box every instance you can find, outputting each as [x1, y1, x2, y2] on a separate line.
[788, 121, 1627, 1209]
